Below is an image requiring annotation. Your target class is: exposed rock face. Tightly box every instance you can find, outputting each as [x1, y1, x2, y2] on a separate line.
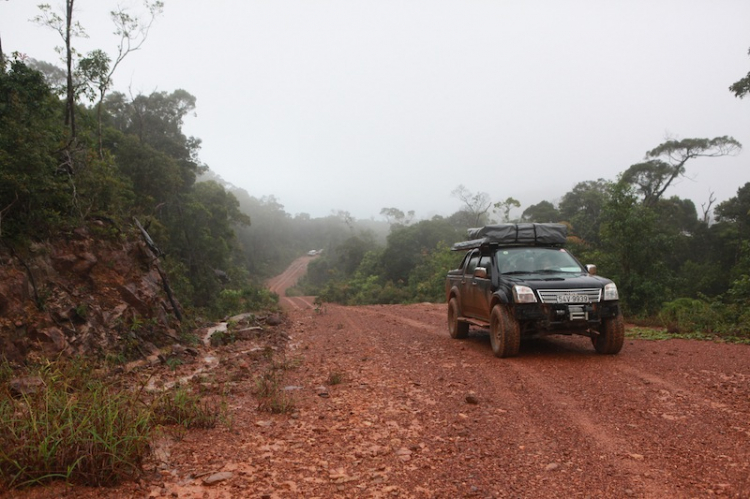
[0, 225, 181, 364]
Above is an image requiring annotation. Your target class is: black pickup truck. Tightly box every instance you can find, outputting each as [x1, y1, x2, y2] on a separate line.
[445, 223, 624, 357]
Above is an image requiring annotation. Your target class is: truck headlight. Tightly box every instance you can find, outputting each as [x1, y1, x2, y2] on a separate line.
[513, 285, 537, 303]
[603, 283, 619, 301]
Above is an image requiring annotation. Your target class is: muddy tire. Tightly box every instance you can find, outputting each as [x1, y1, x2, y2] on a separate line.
[592, 314, 625, 354]
[489, 304, 521, 358]
[448, 297, 469, 339]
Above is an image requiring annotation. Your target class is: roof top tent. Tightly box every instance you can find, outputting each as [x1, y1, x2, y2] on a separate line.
[452, 223, 568, 251]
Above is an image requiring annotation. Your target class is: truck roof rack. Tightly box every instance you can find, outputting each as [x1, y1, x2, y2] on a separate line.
[451, 223, 567, 251]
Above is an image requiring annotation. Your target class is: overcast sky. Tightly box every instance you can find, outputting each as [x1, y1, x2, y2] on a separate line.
[3, 1, 749, 220]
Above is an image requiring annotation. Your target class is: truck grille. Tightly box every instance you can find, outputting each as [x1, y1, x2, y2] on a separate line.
[537, 288, 602, 304]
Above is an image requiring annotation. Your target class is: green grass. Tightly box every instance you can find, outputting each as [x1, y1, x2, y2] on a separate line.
[252, 351, 302, 414]
[151, 384, 222, 429]
[0, 359, 225, 489]
[253, 370, 296, 414]
[326, 370, 344, 386]
[626, 326, 750, 344]
[0, 363, 151, 488]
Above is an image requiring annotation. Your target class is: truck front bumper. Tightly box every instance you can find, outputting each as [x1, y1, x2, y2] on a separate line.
[515, 301, 620, 331]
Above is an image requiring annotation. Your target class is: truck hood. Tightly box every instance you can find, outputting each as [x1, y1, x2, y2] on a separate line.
[503, 272, 612, 289]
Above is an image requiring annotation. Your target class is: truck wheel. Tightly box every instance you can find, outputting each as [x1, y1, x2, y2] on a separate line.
[448, 297, 469, 339]
[592, 314, 625, 354]
[489, 305, 520, 358]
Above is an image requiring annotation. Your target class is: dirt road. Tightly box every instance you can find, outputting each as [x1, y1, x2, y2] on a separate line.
[167, 256, 749, 498]
[266, 255, 318, 310]
[276, 302, 749, 498]
[8, 258, 750, 498]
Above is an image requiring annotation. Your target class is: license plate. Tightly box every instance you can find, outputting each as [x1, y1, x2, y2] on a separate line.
[557, 294, 589, 303]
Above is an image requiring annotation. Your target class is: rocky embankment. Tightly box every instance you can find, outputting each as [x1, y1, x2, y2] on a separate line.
[0, 223, 181, 364]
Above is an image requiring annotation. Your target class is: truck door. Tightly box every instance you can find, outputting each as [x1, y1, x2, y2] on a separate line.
[472, 254, 493, 321]
[460, 250, 481, 317]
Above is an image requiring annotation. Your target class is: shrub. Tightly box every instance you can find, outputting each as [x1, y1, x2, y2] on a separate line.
[215, 285, 279, 318]
[0, 359, 227, 490]
[151, 385, 221, 429]
[658, 297, 721, 334]
[0, 362, 151, 488]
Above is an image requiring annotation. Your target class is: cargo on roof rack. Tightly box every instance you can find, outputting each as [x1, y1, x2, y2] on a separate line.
[451, 223, 567, 251]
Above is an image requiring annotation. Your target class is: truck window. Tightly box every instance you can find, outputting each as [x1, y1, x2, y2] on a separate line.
[478, 255, 492, 278]
[465, 253, 480, 276]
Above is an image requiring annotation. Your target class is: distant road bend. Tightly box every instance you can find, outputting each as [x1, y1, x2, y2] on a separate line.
[266, 255, 318, 310]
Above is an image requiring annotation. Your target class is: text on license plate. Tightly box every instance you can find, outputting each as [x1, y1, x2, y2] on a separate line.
[557, 294, 589, 303]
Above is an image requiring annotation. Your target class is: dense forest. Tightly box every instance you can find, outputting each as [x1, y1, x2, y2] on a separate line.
[1, 5, 749, 339]
[0, 51, 386, 316]
[296, 54, 750, 339]
[3, 4, 750, 492]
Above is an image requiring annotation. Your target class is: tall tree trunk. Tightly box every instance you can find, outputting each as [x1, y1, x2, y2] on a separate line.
[64, 0, 76, 139]
[0, 34, 5, 72]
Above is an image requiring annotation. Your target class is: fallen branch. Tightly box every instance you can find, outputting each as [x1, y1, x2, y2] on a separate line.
[133, 217, 182, 322]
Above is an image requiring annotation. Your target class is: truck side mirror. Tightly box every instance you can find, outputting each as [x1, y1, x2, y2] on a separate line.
[586, 264, 597, 275]
[474, 267, 488, 279]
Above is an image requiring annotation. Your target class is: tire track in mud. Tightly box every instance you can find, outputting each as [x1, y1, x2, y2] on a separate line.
[324, 305, 566, 497]
[267, 258, 308, 294]
[493, 360, 677, 499]
[600, 359, 750, 491]
[285, 296, 315, 309]
[346, 307, 750, 497]
[323, 305, 673, 498]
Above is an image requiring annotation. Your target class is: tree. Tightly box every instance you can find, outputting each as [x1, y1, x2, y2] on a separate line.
[700, 191, 717, 224]
[33, 1, 86, 138]
[26, 58, 67, 92]
[407, 241, 463, 302]
[598, 182, 674, 316]
[558, 179, 610, 245]
[233, 194, 294, 276]
[0, 59, 66, 239]
[114, 135, 184, 210]
[493, 197, 520, 222]
[379, 218, 461, 283]
[79, 1, 164, 157]
[716, 183, 750, 226]
[380, 207, 414, 226]
[451, 185, 492, 226]
[620, 160, 673, 206]
[729, 47, 750, 98]
[522, 200, 560, 223]
[624, 137, 742, 206]
[162, 181, 249, 307]
[333, 210, 355, 231]
[105, 89, 203, 196]
[715, 182, 750, 257]
[337, 234, 375, 276]
[653, 196, 699, 233]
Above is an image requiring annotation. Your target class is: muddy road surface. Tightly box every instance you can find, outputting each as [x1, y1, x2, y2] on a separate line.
[7, 257, 749, 498]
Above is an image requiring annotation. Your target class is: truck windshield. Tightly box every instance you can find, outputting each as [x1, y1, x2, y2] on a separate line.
[495, 247, 584, 274]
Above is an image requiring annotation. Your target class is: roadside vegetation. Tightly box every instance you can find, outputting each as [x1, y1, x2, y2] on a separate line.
[292, 173, 750, 342]
[0, 358, 225, 488]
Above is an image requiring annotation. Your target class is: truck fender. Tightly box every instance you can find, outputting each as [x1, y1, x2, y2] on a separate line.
[447, 285, 462, 303]
[492, 290, 510, 308]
